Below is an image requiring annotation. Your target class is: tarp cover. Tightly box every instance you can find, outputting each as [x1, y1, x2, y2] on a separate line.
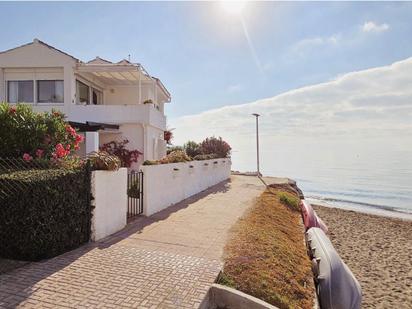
[300, 200, 328, 232]
[306, 227, 362, 309]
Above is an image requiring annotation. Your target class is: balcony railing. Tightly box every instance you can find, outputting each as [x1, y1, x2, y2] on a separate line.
[68, 104, 166, 129]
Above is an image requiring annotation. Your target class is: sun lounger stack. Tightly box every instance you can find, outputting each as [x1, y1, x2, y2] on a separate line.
[301, 200, 362, 309]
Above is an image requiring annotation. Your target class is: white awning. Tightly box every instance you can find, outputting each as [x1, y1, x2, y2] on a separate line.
[75, 63, 152, 86]
[75, 63, 171, 101]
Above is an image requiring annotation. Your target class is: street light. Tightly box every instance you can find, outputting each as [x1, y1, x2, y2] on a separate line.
[252, 113, 260, 177]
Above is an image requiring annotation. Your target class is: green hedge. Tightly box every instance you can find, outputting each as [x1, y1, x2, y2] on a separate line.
[0, 166, 91, 261]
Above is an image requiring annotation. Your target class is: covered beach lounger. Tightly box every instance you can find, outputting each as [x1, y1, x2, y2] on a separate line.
[306, 227, 362, 309]
[300, 199, 328, 233]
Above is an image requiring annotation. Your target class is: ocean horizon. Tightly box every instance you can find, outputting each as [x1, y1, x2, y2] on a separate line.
[231, 137, 412, 220]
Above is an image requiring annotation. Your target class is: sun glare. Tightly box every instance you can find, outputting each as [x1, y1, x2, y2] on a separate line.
[220, 1, 247, 16]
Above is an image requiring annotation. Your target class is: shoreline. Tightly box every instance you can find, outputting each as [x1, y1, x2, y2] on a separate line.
[309, 199, 412, 221]
[243, 172, 412, 220]
[313, 205, 412, 308]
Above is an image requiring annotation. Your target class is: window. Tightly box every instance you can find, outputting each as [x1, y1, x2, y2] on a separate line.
[7, 81, 34, 103]
[37, 80, 64, 103]
[76, 80, 89, 104]
[92, 88, 102, 105]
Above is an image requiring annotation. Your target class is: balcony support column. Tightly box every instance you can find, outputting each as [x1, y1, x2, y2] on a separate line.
[85, 131, 99, 154]
[138, 70, 142, 104]
[0, 68, 4, 102]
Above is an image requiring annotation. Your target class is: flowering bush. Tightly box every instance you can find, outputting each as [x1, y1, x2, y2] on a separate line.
[199, 136, 231, 158]
[164, 130, 174, 145]
[100, 139, 142, 168]
[0, 103, 84, 163]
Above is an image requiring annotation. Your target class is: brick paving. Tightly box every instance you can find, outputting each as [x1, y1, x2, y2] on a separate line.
[0, 175, 286, 308]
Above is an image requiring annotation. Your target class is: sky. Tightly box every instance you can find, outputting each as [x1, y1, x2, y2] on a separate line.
[0, 1, 411, 175]
[1, 1, 412, 121]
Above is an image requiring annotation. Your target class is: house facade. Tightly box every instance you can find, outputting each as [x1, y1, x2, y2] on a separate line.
[0, 39, 171, 168]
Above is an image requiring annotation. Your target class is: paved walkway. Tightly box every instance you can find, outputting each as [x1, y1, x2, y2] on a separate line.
[0, 175, 286, 309]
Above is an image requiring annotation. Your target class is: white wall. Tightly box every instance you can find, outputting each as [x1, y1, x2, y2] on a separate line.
[103, 85, 139, 105]
[141, 159, 231, 216]
[91, 168, 127, 241]
[145, 125, 166, 161]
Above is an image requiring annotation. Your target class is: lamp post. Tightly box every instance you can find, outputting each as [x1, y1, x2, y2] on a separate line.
[252, 113, 260, 177]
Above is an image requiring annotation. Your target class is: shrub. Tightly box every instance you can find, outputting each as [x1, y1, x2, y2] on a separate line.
[0, 166, 91, 261]
[160, 150, 191, 164]
[0, 103, 84, 160]
[143, 150, 192, 165]
[200, 136, 231, 158]
[279, 192, 300, 212]
[142, 160, 159, 166]
[193, 153, 218, 161]
[88, 151, 121, 171]
[166, 145, 183, 155]
[100, 139, 142, 168]
[183, 140, 201, 158]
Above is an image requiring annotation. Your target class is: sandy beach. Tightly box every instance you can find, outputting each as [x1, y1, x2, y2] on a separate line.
[313, 205, 412, 309]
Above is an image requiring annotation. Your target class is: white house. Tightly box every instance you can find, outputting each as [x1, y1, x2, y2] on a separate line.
[0, 39, 171, 168]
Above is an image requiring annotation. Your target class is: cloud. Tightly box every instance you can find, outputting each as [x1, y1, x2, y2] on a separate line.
[171, 57, 412, 147]
[362, 21, 390, 33]
[292, 35, 340, 54]
[227, 84, 242, 93]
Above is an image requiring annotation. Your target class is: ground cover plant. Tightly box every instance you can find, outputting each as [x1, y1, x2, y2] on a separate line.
[218, 186, 314, 309]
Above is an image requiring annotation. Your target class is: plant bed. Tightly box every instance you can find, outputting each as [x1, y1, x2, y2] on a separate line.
[218, 187, 315, 309]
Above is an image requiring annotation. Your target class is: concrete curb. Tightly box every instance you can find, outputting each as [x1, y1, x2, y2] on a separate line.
[200, 284, 279, 309]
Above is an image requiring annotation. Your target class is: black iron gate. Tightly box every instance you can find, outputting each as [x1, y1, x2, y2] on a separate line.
[127, 171, 143, 218]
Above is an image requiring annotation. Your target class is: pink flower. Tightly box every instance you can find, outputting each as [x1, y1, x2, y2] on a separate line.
[66, 144, 71, 151]
[55, 143, 68, 158]
[75, 133, 84, 143]
[66, 125, 77, 136]
[35, 149, 44, 158]
[22, 153, 33, 162]
[9, 106, 17, 114]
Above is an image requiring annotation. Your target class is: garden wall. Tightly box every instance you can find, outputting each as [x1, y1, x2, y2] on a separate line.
[91, 168, 128, 241]
[141, 158, 231, 216]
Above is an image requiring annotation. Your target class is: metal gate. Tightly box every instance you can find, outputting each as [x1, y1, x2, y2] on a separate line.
[127, 171, 143, 218]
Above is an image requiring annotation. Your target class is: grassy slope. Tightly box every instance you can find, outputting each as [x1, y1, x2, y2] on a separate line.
[218, 187, 314, 309]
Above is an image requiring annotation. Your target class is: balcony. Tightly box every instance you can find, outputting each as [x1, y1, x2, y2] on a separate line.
[68, 104, 166, 129]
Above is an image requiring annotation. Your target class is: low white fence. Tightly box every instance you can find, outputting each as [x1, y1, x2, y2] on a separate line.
[91, 168, 127, 241]
[141, 158, 231, 216]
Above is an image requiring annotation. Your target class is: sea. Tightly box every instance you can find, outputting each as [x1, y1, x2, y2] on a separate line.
[232, 137, 412, 220]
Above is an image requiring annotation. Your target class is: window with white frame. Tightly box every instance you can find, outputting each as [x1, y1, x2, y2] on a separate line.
[37, 80, 64, 103]
[7, 81, 34, 103]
